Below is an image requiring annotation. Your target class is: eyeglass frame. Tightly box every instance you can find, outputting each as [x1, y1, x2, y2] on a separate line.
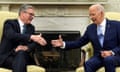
[24, 11, 35, 16]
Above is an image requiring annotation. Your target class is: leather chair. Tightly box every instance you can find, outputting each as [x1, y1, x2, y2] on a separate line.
[76, 12, 120, 72]
[0, 11, 45, 72]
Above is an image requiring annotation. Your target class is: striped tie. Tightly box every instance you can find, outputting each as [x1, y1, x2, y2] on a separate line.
[98, 26, 104, 47]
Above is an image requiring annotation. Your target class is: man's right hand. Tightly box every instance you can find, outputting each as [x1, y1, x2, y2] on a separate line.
[30, 34, 47, 46]
[51, 35, 63, 47]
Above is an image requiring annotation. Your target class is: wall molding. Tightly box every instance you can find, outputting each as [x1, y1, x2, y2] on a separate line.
[0, 2, 107, 5]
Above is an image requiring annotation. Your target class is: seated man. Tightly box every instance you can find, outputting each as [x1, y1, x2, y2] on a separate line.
[0, 4, 47, 72]
[51, 4, 120, 72]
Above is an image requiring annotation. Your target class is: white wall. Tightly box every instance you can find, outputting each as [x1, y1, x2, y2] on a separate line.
[105, 0, 120, 12]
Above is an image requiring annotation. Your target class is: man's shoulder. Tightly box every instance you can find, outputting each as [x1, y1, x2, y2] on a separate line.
[5, 19, 17, 24]
[4, 19, 18, 28]
[106, 19, 120, 29]
[87, 23, 96, 29]
[107, 19, 120, 24]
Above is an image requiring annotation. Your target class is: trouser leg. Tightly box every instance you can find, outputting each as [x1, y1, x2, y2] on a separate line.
[2, 51, 35, 72]
[12, 51, 28, 72]
[2, 55, 14, 69]
[103, 56, 120, 72]
[84, 56, 103, 72]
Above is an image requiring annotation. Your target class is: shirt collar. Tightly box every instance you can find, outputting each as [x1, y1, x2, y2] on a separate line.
[18, 18, 24, 27]
[97, 18, 106, 35]
[99, 18, 106, 27]
[18, 18, 25, 33]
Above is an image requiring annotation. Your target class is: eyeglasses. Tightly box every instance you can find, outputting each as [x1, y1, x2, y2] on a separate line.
[24, 11, 35, 16]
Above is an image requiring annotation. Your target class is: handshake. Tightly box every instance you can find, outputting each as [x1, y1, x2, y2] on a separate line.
[30, 33, 47, 46]
[15, 34, 64, 52]
[30, 34, 64, 47]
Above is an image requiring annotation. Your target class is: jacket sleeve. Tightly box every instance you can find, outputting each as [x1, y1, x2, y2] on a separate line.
[65, 28, 90, 50]
[3, 20, 31, 42]
[112, 22, 120, 55]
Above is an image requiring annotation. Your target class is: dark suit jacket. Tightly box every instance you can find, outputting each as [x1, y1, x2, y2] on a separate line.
[0, 19, 38, 65]
[65, 19, 120, 56]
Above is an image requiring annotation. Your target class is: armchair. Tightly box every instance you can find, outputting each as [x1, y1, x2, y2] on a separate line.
[0, 11, 45, 72]
[76, 12, 120, 72]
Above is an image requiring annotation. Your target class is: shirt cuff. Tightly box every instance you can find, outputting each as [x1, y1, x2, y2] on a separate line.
[111, 51, 115, 55]
[60, 41, 65, 49]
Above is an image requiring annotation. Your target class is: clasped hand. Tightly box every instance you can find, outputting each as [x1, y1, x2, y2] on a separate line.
[15, 45, 28, 52]
[30, 33, 47, 46]
[101, 50, 113, 58]
[51, 35, 64, 48]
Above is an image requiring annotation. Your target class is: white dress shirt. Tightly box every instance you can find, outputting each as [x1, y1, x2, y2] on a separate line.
[18, 18, 24, 34]
[97, 18, 106, 36]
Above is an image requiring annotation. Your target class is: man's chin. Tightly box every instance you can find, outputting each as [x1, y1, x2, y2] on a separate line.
[26, 21, 31, 24]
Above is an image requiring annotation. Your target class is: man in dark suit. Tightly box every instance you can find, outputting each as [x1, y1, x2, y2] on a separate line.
[0, 4, 47, 72]
[51, 4, 120, 72]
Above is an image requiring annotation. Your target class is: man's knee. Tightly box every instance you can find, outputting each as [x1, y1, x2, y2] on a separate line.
[16, 51, 28, 58]
[17, 51, 26, 55]
[103, 56, 115, 64]
[84, 60, 95, 69]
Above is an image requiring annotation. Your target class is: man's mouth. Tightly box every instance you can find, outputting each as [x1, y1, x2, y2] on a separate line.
[92, 19, 96, 22]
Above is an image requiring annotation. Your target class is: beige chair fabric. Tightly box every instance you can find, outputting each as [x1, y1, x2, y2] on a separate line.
[0, 11, 18, 42]
[0, 65, 46, 72]
[105, 12, 120, 21]
[27, 65, 45, 72]
[0, 11, 46, 72]
[76, 12, 120, 72]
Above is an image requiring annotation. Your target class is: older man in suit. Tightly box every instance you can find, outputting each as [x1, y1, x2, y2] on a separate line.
[0, 4, 47, 72]
[51, 4, 120, 72]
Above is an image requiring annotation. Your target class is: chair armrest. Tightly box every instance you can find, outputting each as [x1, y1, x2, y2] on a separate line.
[81, 43, 93, 52]
[79, 49, 86, 66]
[33, 53, 40, 66]
[79, 43, 93, 67]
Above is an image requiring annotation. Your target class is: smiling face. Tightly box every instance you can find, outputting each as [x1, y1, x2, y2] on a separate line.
[19, 4, 35, 24]
[22, 8, 35, 24]
[89, 4, 104, 25]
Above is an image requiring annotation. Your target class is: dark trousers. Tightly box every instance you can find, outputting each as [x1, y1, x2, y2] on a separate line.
[2, 51, 35, 72]
[84, 56, 120, 72]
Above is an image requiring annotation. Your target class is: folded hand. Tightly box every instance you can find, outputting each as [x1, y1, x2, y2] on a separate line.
[30, 33, 47, 46]
[15, 45, 28, 52]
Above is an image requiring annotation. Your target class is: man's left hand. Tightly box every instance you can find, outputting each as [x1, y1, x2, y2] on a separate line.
[101, 50, 113, 58]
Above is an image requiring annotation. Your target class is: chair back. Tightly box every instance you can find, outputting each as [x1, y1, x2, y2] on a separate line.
[0, 11, 18, 42]
[105, 12, 120, 21]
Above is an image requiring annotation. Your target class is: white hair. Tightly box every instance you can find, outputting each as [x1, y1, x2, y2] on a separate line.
[90, 4, 105, 13]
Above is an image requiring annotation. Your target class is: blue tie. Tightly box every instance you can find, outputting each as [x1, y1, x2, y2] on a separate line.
[98, 26, 104, 47]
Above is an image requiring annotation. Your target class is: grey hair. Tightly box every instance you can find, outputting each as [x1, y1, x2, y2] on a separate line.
[18, 4, 34, 16]
[90, 4, 105, 13]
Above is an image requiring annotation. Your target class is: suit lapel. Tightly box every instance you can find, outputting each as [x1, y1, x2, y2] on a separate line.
[92, 24, 102, 47]
[15, 20, 21, 33]
[103, 20, 111, 47]
[93, 25, 98, 41]
[92, 23, 105, 48]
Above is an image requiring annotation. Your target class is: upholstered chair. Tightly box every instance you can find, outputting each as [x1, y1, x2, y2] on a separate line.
[0, 11, 45, 72]
[76, 12, 120, 72]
